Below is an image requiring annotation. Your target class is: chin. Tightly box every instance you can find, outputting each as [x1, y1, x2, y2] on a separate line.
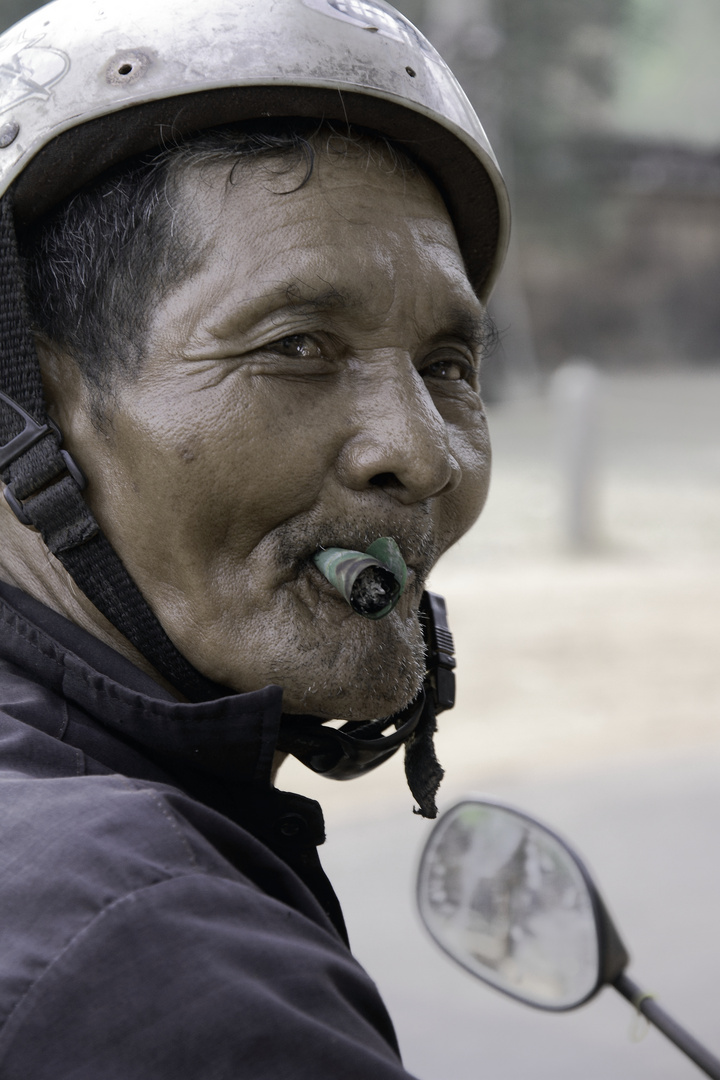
[308, 672, 423, 722]
[279, 617, 427, 722]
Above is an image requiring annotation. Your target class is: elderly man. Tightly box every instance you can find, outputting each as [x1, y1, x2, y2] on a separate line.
[0, 0, 509, 1075]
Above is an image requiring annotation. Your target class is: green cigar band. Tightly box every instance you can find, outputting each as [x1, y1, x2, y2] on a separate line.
[313, 537, 407, 620]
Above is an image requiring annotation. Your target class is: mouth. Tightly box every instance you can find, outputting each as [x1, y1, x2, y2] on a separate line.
[272, 516, 436, 619]
[305, 557, 417, 587]
[298, 525, 430, 571]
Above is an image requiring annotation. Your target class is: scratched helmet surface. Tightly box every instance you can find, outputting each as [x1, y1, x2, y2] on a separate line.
[0, 0, 509, 299]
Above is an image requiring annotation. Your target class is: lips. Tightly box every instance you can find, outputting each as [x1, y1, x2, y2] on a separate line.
[298, 528, 431, 574]
[271, 511, 438, 602]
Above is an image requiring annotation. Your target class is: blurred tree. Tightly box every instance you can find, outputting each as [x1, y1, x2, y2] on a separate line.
[493, 0, 636, 223]
[414, 0, 642, 238]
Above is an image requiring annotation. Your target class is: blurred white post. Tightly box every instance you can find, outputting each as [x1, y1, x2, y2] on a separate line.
[551, 360, 602, 551]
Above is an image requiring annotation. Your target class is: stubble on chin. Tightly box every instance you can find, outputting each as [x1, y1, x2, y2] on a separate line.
[279, 599, 427, 721]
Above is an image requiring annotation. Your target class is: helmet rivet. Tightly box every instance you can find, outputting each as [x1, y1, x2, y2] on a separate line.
[106, 52, 151, 85]
[0, 121, 19, 149]
[405, 66, 416, 78]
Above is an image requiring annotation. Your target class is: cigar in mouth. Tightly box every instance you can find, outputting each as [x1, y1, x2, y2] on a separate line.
[312, 536, 408, 620]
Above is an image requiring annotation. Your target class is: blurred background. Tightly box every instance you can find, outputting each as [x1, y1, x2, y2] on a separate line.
[2, 0, 720, 1075]
[420, 0, 720, 384]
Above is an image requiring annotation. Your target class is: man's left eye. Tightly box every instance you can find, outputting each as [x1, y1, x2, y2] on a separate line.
[421, 354, 473, 382]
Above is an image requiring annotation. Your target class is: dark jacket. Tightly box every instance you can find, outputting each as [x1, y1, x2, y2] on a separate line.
[0, 581, 417, 1078]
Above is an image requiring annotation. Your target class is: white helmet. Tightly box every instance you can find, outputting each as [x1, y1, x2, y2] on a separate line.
[0, 0, 509, 299]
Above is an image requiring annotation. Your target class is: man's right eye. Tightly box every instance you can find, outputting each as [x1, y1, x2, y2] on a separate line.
[266, 334, 322, 358]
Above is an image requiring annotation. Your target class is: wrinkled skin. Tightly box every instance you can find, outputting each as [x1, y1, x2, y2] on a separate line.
[9, 150, 492, 720]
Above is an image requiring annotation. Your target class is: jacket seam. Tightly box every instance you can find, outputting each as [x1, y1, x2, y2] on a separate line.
[116, 775, 200, 871]
[0, 874, 206, 1054]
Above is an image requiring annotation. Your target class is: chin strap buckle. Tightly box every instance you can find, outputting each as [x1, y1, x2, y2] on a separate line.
[0, 389, 87, 527]
[420, 591, 456, 713]
[277, 589, 457, 789]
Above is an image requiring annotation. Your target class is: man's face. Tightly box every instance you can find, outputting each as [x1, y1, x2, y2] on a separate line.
[51, 147, 491, 720]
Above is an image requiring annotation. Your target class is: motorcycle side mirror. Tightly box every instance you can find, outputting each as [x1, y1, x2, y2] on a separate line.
[417, 798, 627, 1010]
[417, 798, 720, 1078]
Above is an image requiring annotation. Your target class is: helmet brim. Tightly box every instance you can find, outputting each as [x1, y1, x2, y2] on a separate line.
[12, 84, 508, 301]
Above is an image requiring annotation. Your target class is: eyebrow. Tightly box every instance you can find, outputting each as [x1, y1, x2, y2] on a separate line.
[280, 282, 350, 313]
[270, 281, 492, 349]
[444, 307, 492, 346]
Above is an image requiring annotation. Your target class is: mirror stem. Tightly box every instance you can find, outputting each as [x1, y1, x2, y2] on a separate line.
[613, 972, 720, 1079]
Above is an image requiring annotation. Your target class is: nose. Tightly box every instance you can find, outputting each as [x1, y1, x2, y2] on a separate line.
[336, 361, 462, 504]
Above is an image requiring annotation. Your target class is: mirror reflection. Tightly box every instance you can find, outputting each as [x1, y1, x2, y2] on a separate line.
[417, 801, 601, 1009]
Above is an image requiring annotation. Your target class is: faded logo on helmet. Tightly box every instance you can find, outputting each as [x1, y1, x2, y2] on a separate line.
[0, 38, 70, 116]
[302, 0, 435, 55]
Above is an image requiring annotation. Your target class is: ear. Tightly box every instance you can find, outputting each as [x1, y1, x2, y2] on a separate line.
[35, 337, 92, 438]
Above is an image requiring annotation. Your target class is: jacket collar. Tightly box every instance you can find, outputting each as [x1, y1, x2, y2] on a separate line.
[0, 580, 284, 788]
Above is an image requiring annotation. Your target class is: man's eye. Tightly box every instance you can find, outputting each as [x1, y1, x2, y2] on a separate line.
[422, 354, 473, 382]
[266, 335, 322, 358]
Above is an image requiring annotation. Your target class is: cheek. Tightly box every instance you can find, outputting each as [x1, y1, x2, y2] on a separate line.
[445, 413, 492, 538]
[99, 380, 343, 559]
